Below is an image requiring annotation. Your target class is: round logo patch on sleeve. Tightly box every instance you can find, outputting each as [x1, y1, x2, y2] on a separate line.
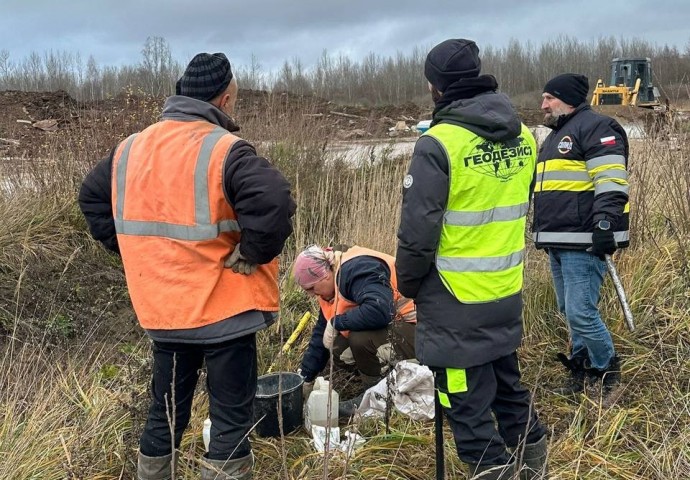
[403, 174, 414, 188]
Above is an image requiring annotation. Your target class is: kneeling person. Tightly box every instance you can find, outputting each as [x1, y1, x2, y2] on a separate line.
[294, 245, 416, 417]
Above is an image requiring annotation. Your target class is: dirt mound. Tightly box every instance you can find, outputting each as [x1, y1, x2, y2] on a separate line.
[0, 89, 78, 123]
[0, 89, 434, 159]
[517, 107, 545, 126]
[0, 90, 165, 159]
[0, 90, 81, 158]
[0, 88, 589, 161]
[591, 105, 657, 123]
[237, 89, 431, 137]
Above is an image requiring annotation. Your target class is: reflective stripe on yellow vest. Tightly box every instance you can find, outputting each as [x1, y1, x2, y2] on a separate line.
[318, 246, 416, 338]
[112, 120, 279, 330]
[424, 123, 536, 303]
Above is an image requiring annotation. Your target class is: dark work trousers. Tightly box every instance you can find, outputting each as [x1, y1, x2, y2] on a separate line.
[433, 352, 546, 466]
[333, 321, 416, 377]
[139, 333, 257, 461]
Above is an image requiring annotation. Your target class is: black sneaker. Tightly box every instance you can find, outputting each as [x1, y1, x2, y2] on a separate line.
[554, 353, 586, 395]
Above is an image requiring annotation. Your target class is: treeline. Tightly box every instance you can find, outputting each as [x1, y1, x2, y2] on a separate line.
[1, 35, 689, 105]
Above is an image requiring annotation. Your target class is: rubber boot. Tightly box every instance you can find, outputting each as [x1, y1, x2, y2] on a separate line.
[468, 460, 516, 480]
[338, 373, 380, 418]
[200, 453, 253, 480]
[137, 452, 175, 480]
[518, 435, 548, 480]
[554, 353, 586, 395]
[338, 391, 364, 418]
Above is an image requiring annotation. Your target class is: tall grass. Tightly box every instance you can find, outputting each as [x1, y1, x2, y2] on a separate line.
[0, 94, 689, 479]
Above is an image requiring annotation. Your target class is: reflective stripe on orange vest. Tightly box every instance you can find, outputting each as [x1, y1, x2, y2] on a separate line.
[318, 246, 416, 338]
[112, 120, 279, 330]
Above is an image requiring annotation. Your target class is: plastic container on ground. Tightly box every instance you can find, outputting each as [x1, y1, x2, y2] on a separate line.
[202, 418, 211, 451]
[415, 120, 431, 134]
[253, 372, 304, 437]
[304, 376, 339, 431]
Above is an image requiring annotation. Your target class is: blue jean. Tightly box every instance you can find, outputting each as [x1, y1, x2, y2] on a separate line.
[548, 249, 615, 370]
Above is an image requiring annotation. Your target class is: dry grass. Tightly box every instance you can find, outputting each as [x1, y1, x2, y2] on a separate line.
[0, 95, 688, 479]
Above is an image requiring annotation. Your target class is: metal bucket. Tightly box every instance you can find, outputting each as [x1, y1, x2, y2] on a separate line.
[253, 372, 304, 438]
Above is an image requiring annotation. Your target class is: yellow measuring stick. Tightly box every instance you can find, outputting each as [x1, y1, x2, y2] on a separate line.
[282, 311, 312, 353]
[267, 311, 312, 373]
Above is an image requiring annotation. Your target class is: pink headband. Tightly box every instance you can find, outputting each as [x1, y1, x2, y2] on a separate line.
[293, 245, 333, 289]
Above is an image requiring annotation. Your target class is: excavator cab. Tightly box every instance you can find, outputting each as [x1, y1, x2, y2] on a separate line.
[591, 57, 661, 108]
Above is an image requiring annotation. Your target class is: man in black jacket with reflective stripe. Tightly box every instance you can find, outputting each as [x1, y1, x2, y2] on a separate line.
[532, 73, 629, 401]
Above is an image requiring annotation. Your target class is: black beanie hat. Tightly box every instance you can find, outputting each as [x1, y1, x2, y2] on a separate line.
[543, 73, 589, 107]
[424, 39, 481, 92]
[176, 53, 234, 101]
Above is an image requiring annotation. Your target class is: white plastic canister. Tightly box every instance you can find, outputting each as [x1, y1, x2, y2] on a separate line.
[202, 418, 212, 451]
[304, 376, 339, 430]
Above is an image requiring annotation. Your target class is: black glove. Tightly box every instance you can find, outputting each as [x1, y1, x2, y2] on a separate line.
[590, 228, 617, 259]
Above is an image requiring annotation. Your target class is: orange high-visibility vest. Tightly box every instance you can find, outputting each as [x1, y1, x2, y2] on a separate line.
[318, 246, 416, 338]
[111, 120, 279, 330]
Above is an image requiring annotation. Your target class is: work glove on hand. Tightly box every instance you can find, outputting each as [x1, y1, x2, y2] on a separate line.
[590, 228, 617, 259]
[302, 379, 315, 399]
[224, 243, 258, 275]
[322, 321, 337, 350]
[297, 369, 314, 399]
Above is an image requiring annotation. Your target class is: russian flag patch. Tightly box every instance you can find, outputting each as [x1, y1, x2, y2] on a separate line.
[600, 136, 616, 145]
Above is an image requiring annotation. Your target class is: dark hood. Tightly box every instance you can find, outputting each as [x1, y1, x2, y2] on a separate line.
[433, 91, 522, 142]
[161, 95, 240, 133]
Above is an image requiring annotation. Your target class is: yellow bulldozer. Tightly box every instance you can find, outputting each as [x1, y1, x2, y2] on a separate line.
[590, 57, 662, 108]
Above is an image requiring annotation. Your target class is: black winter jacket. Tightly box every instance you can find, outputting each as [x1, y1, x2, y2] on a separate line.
[395, 92, 525, 369]
[78, 96, 296, 343]
[79, 96, 296, 264]
[532, 104, 629, 249]
[299, 256, 395, 382]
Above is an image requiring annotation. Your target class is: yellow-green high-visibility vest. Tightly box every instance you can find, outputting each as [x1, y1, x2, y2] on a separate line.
[424, 123, 536, 303]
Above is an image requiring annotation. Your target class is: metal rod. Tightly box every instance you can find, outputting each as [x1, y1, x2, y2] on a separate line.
[605, 254, 635, 332]
[434, 384, 444, 480]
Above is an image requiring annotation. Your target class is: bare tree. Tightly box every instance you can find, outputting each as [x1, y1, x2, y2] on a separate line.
[85, 55, 100, 101]
[0, 49, 11, 89]
[247, 54, 263, 90]
[140, 36, 174, 96]
[1, 35, 688, 105]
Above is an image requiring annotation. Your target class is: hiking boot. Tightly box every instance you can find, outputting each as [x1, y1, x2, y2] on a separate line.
[553, 353, 586, 395]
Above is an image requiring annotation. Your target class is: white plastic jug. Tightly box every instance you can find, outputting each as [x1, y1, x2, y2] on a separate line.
[304, 376, 339, 431]
[202, 418, 211, 452]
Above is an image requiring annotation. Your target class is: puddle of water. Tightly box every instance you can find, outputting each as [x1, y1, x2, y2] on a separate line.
[326, 139, 417, 166]
[0, 157, 43, 195]
[324, 121, 648, 167]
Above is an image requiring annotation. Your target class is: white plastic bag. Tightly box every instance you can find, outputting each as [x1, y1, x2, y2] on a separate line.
[357, 360, 435, 421]
[311, 425, 340, 453]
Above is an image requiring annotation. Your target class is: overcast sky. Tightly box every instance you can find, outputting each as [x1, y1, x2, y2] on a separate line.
[2, 0, 688, 72]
